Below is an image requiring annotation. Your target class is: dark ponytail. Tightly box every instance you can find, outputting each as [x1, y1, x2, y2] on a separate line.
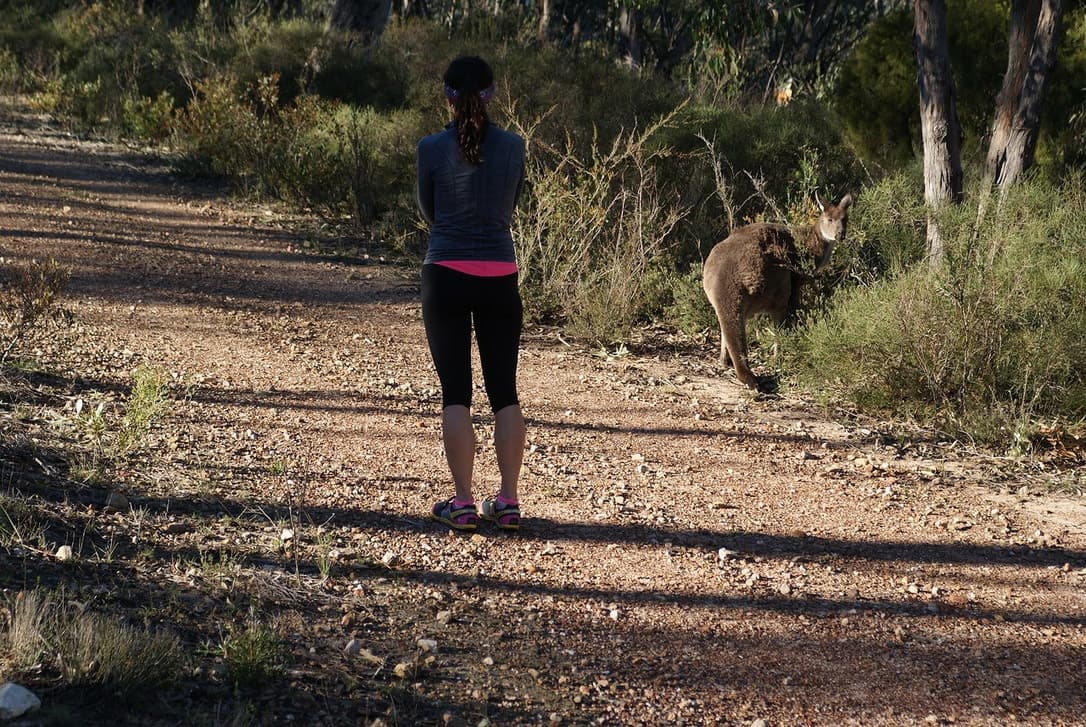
[443, 56, 494, 166]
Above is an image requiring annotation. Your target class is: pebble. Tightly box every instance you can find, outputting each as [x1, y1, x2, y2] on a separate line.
[104, 491, 129, 513]
[417, 638, 438, 653]
[280, 528, 295, 542]
[482, 656, 494, 666]
[55, 545, 74, 561]
[436, 610, 452, 625]
[0, 682, 41, 720]
[381, 551, 400, 567]
[393, 662, 412, 678]
[752, 720, 769, 727]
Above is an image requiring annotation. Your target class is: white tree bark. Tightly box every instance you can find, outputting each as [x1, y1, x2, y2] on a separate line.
[914, 0, 963, 267]
[984, 0, 1064, 193]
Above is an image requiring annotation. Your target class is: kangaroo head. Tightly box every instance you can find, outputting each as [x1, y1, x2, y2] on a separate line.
[813, 193, 852, 269]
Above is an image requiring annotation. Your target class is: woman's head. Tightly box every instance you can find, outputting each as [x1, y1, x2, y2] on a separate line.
[443, 56, 494, 165]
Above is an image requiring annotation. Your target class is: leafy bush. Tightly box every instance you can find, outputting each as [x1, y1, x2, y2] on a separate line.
[220, 623, 285, 688]
[832, 166, 928, 283]
[794, 174, 1086, 446]
[665, 264, 717, 336]
[117, 365, 171, 454]
[173, 74, 262, 179]
[45, 2, 184, 128]
[231, 18, 322, 104]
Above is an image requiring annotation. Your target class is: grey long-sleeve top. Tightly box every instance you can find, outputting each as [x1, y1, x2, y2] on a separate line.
[416, 123, 526, 265]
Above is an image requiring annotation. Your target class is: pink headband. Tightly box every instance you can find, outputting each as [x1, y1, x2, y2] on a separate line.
[443, 82, 496, 104]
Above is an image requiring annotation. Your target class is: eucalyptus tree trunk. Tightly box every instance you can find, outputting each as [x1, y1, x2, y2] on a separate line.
[984, 0, 1064, 193]
[617, 7, 642, 69]
[305, 0, 392, 90]
[538, 0, 552, 43]
[328, 0, 394, 43]
[913, 0, 963, 267]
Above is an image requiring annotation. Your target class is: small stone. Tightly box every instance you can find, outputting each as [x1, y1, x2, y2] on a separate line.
[280, 528, 295, 542]
[482, 656, 494, 666]
[717, 547, 737, 561]
[344, 639, 362, 657]
[442, 711, 467, 727]
[358, 648, 384, 666]
[778, 584, 791, 595]
[608, 608, 620, 620]
[751, 720, 769, 727]
[0, 682, 41, 720]
[549, 714, 562, 724]
[470, 533, 486, 546]
[104, 491, 129, 513]
[946, 592, 969, 607]
[393, 661, 412, 678]
[417, 638, 438, 653]
[436, 610, 452, 626]
[381, 551, 400, 567]
[55, 545, 74, 561]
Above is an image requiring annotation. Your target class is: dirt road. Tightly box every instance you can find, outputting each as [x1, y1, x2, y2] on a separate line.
[2, 106, 1085, 726]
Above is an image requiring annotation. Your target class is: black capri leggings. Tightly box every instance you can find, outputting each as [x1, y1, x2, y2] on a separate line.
[421, 263, 522, 411]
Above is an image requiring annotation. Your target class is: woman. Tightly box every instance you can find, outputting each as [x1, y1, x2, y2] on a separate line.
[416, 56, 526, 532]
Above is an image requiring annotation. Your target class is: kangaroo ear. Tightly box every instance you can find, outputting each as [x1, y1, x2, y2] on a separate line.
[814, 190, 824, 212]
[838, 193, 853, 209]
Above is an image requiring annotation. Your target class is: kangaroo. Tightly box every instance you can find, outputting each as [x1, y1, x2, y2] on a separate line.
[701, 193, 852, 389]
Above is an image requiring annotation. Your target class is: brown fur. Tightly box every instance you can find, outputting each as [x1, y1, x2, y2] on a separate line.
[702, 194, 852, 388]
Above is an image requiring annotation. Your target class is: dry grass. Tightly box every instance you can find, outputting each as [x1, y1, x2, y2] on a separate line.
[4, 589, 186, 694]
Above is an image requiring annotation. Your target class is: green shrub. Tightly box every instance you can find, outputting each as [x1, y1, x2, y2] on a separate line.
[46, 2, 184, 128]
[794, 175, 1086, 446]
[665, 264, 717, 336]
[833, 167, 928, 283]
[117, 365, 171, 454]
[231, 18, 322, 104]
[122, 90, 175, 142]
[173, 73, 262, 179]
[220, 623, 285, 688]
[310, 32, 410, 109]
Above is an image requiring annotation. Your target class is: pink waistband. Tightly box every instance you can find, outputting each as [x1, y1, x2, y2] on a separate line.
[435, 260, 519, 277]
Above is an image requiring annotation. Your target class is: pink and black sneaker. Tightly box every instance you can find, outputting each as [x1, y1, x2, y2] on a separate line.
[431, 498, 478, 531]
[480, 496, 520, 531]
